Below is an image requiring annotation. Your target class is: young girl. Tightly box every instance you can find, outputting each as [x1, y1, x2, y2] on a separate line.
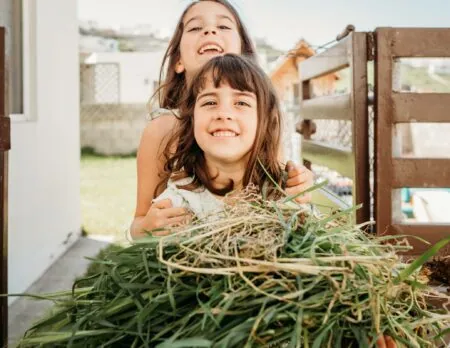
[131, 0, 314, 239]
[154, 54, 283, 221]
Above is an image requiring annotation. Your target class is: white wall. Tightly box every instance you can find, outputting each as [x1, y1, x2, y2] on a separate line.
[8, 0, 80, 301]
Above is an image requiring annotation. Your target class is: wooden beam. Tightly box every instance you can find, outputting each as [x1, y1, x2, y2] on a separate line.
[382, 28, 450, 57]
[392, 159, 450, 188]
[393, 93, 450, 123]
[300, 35, 351, 81]
[388, 224, 450, 255]
[301, 94, 352, 120]
[350, 32, 370, 225]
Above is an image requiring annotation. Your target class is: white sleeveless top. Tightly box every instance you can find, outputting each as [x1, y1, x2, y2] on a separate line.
[154, 177, 224, 219]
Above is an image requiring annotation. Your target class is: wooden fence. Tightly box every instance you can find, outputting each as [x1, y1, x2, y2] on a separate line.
[299, 27, 450, 254]
[298, 31, 370, 225]
[374, 28, 450, 254]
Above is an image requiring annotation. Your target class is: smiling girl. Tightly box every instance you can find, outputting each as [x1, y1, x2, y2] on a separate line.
[154, 54, 284, 223]
[130, 0, 314, 239]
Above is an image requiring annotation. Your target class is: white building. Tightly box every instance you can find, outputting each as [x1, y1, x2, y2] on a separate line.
[81, 51, 165, 104]
[6, 0, 80, 302]
[79, 34, 119, 53]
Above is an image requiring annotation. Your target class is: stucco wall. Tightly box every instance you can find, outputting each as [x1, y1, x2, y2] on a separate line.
[80, 104, 147, 155]
[8, 0, 81, 302]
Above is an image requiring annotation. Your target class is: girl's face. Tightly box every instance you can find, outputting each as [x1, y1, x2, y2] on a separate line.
[177, 2, 242, 79]
[194, 76, 258, 167]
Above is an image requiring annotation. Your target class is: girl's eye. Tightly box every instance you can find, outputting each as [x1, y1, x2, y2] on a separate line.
[201, 101, 216, 107]
[218, 25, 231, 30]
[188, 26, 202, 32]
[236, 101, 251, 107]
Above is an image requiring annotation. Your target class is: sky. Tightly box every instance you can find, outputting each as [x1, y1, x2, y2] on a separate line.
[78, 0, 450, 51]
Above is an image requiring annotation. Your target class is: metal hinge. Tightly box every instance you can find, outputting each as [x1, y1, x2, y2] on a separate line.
[367, 32, 375, 61]
[0, 117, 10, 151]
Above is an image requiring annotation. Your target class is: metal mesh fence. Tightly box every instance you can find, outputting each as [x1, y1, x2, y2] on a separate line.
[311, 119, 353, 149]
[80, 63, 120, 105]
[281, 103, 302, 164]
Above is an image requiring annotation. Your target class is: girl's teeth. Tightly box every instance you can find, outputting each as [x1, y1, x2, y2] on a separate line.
[213, 131, 237, 137]
[200, 45, 222, 54]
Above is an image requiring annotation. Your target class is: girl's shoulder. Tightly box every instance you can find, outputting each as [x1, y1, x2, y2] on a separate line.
[147, 107, 180, 121]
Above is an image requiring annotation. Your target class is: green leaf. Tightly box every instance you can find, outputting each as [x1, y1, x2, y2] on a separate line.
[156, 337, 212, 348]
[394, 235, 450, 284]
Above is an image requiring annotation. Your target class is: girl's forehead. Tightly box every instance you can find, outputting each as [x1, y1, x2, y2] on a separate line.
[195, 70, 256, 97]
[197, 76, 256, 98]
[183, 1, 236, 24]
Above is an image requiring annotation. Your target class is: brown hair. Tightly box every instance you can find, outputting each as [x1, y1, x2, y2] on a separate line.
[162, 54, 283, 198]
[150, 0, 257, 111]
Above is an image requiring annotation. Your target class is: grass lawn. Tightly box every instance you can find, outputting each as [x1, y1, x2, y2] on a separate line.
[80, 154, 137, 242]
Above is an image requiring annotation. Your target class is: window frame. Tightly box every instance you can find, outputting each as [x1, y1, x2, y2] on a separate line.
[10, 0, 37, 123]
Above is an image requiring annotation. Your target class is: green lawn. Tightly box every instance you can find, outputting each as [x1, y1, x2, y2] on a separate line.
[80, 154, 137, 242]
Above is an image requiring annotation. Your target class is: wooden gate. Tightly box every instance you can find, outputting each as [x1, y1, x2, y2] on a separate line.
[374, 28, 450, 254]
[299, 27, 450, 254]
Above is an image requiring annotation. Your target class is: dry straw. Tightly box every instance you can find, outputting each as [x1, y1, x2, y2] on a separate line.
[14, 186, 450, 347]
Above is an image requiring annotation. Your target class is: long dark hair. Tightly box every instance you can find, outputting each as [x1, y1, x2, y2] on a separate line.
[161, 54, 283, 198]
[150, 0, 256, 111]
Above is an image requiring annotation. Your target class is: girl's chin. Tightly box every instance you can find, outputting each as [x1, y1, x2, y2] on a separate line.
[204, 152, 249, 165]
[199, 52, 224, 62]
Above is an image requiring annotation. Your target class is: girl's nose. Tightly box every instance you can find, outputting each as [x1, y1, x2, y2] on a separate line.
[203, 27, 217, 36]
[216, 108, 234, 121]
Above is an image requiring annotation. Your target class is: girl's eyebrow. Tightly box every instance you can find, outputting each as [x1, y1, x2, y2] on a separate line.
[218, 15, 235, 24]
[184, 14, 235, 27]
[197, 91, 255, 101]
[234, 91, 256, 99]
[184, 16, 201, 27]
[197, 92, 217, 101]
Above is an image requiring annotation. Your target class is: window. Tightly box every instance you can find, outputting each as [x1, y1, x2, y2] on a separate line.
[10, 0, 37, 122]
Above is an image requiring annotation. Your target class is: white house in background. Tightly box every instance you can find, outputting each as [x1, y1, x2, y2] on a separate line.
[6, 0, 80, 302]
[79, 35, 119, 53]
[80, 51, 165, 104]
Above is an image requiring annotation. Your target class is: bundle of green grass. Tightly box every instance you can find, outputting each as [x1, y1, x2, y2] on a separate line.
[18, 188, 450, 347]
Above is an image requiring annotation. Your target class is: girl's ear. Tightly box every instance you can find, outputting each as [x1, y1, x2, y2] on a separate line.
[175, 61, 185, 74]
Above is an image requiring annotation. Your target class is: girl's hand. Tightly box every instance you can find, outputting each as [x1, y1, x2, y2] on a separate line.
[141, 199, 191, 236]
[376, 335, 397, 348]
[285, 160, 314, 204]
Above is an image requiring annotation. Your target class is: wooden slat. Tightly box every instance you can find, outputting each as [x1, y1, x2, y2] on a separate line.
[302, 140, 354, 178]
[375, 28, 395, 234]
[392, 159, 450, 188]
[301, 35, 350, 81]
[382, 28, 450, 57]
[301, 94, 351, 121]
[393, 93, 450, 123]
[350, 32, 370, 224]
[388, 224, 450, 255]
[0, 117, 10, 151]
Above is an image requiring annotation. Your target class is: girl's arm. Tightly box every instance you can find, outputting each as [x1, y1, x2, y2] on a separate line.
[130, 113, 188, 239]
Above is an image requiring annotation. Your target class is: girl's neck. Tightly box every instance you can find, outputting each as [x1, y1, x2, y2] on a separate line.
[205, 157, 246, 192]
